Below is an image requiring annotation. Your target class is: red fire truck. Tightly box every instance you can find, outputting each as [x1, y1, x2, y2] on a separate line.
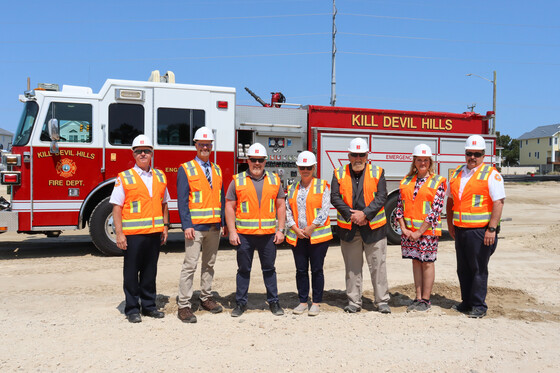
[0, 72, 495, 255]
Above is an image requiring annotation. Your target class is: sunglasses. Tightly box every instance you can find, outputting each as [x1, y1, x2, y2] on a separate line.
[196, 142, 212, 148]
[465, 152, 484, 158]
[134, 149, 153, 155]
[298, 166, 313, 171]
[349, 153, 367, 158]
[248, 158, 266, 163]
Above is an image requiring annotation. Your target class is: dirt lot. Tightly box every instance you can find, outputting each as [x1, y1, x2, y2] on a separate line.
[0, 182, 559, 372]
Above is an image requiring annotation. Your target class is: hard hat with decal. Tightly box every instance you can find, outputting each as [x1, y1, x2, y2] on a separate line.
[296, 151, 317, 166]
[246, 143, 267, 157]
[193, 127, 215, 142]
[131, 134, 153, 149]
[348, 138, 369, 153]
[412, 144, 433, 157]
[465, 135, 486, 150]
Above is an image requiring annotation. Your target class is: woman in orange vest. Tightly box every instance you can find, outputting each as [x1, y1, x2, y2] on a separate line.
[285, 151, 332, 316]
[395, 144, 447, 312]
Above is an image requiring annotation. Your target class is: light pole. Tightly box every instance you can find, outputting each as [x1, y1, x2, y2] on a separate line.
[466, 70, 496, 134]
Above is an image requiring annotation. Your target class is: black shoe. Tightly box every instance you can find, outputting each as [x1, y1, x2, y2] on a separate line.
[231, 303, 247, 317]
[269, 302, 284, 316]
[468, 307, 487, 318]
[127, 313, 142, 323]
[452, 302, 471, 314]
[142, 309, 165, 318]
[344, 305, 361, 313]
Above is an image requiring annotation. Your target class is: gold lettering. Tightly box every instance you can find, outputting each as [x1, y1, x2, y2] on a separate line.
[383, 116, 391, 127]
[445, 119, 453, 130]
[352, 114, 360, 126]
[48, 180, 63, 186]
[66, 180, 83, 186]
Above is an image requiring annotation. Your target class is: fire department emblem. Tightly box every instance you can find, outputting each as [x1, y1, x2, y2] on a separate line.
[56, 158, 77, 178]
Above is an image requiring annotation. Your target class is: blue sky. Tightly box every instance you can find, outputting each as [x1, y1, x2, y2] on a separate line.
[1, 0, 558, 139]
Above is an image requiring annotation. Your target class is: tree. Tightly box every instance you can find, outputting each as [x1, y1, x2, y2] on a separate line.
[496, 131, 519, 166]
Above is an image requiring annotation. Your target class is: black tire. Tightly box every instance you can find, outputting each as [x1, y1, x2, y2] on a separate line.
[385, 193, 402, 245]
[89, 196, 122, 256]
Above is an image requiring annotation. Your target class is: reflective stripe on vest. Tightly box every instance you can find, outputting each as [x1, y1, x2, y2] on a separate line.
[182, 160, 222, 224]
[450, 163, 495, 228]
[234, 171, 280, 235]
[334, 164, 386, 230]
[286, 178, 333, 246]
[399, 173, 446, 236]
[120, 168, 167, 235]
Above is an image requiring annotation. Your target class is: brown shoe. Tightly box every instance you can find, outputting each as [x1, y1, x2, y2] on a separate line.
[200, 298, 223, 314]
[178, 307, 197, 323]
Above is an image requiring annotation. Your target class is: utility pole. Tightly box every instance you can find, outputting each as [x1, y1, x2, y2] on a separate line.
[492, 70, 497, 135]
[330, 0, 337, 106]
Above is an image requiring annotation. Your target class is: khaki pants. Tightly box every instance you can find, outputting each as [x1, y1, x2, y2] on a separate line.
[177, 227, 220, 308]
[340, 234, 390, 308]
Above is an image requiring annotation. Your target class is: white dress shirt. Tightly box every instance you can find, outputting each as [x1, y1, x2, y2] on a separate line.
[110, 164, 170, 207]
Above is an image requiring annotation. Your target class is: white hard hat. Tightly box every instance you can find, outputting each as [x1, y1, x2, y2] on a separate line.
[131, 134, 153, 149]
[412, 144, 433, 157]
[348, 138, 368, 153]
[246, 143, 267, 157]
[465, 135, 486, 150]
[296, 151, 317, 166]
[193, 127, 215, 142]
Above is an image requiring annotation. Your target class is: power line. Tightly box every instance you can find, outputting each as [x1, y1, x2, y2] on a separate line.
[340, 51, 560, 66]
[0, 33, 329, 45]
[339, 32, 560, 48]
[339, 13, 560, 29]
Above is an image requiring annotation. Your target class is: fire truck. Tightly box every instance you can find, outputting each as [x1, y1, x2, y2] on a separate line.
[0, 71, 495, 255]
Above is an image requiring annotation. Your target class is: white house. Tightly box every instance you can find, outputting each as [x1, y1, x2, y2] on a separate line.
[0, 127, 14, 150]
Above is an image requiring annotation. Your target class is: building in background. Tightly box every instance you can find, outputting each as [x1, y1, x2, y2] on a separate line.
[0, 128, 14, 150]
[518, 124, 560, 173]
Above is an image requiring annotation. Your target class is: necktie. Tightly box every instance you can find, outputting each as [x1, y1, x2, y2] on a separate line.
[204, 163, 212, 188]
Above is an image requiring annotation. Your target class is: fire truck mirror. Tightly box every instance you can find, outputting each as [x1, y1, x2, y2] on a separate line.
[48, 118, 60, 141]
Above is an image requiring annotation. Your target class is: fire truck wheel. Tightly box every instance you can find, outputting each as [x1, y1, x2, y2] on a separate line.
[90, 197, 121, 256]
[385, 193, 402, 245]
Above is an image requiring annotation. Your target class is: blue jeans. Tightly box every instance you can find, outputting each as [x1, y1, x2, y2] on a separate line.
[291, 239, 329, 303]
[236, 234, 278, 305]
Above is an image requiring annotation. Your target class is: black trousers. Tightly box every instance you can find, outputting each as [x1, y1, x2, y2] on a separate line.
[454, 226, 497, 311]
[291, 239, 329, 303]
[123, 233, 161, 315]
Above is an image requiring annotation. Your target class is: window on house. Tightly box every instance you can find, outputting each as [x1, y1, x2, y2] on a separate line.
[537, 138, 540, 144]
[529, 152, 531, 157]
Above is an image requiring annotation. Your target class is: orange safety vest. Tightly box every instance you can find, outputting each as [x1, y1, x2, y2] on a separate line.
[120, 168, 167, 235]
[234, 171, 281, 235]
[399, 173, 447, 236]
[449, 163, 494, 228]
[334, 163, 386, 230]
[285, 178, 333, 246]
[181, 160, 222, 224]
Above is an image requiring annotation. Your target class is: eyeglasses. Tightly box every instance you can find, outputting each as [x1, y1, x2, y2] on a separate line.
[248, 158, 266, 163]
[196, 142, 212, 148]
[349, 153, 367, 158]
[134, 149, 153, 155]
[465, 152, 484, 158]
[298, 166, 313, 171]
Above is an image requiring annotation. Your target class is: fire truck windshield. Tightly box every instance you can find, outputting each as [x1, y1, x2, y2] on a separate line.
[13, 101, 39, 146]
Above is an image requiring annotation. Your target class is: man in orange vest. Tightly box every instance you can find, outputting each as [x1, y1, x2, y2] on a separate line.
[331, 138, 391, 314]
[225, 143, 286, 317]
[446, 135, 505, 318]
[110, 135, 170, 323]
[176, 127, 226, 323]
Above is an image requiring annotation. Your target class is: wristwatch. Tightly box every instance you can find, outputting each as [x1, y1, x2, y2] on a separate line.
[487, 227, 496, 233]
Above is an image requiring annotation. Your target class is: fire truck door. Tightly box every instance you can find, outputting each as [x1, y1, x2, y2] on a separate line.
[31, 99, 100, 228]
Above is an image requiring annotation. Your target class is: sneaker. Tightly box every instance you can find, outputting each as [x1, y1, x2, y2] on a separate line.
[200, 297, 223, 314]
[178, 307, 197, 323]
[377, 303, 391, 314]
[269, 302, 284, 316]
[292, 303, 308, 315]
[308, 304, 320, 317]
[407, 299, 421, 312]
[452, 302, 471, 314]
[343, 305, 361, 313]
[468, 307, 487, 318]
[231, 303, 247, 317]
[415, 300, 431, 312]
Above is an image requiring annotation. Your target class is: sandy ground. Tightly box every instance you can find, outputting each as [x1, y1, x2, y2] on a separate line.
[0, 182, 559, 372]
